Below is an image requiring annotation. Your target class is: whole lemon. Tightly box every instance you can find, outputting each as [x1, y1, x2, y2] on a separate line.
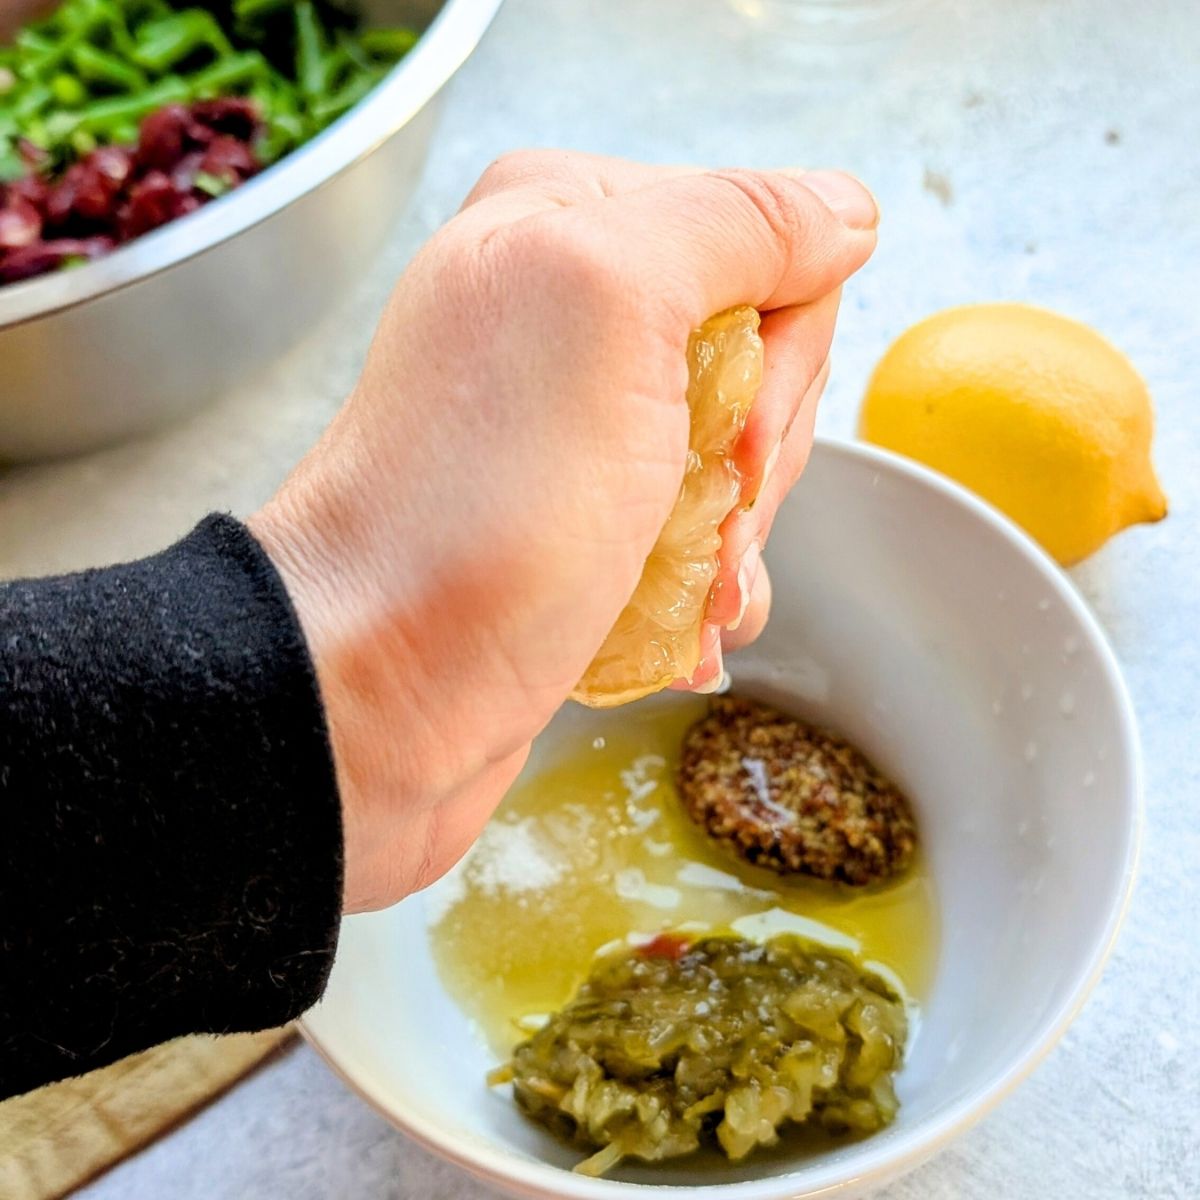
[858, 303, 1167, 564]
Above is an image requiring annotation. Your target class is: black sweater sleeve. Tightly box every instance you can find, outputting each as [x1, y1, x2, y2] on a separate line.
[0, 514, 343, 1099]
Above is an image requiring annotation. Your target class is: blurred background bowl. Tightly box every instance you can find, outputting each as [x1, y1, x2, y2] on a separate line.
[302, 437, 1141, 1200]
[0, 0, 502, 462]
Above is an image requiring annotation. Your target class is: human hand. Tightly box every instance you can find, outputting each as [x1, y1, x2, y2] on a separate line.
[251, 150, 877, 912]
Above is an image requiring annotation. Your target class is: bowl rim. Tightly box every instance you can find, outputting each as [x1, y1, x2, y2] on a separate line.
[0, 0, 504, 332]
[300, 436, 1144, 1199]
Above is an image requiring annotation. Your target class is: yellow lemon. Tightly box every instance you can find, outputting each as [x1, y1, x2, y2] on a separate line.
[573, 306, 763, 707]
[858, 303, 1167, 564]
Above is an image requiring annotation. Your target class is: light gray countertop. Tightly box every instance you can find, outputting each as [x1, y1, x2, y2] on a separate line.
[2, 0, 1197, 1196]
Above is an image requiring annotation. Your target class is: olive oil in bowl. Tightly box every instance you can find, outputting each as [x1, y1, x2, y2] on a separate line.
[429, 694, 938, 1054]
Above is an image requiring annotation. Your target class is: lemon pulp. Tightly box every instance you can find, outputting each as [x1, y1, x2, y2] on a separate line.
[429, 697, 938, 1054]
[572, 307, 764, 707]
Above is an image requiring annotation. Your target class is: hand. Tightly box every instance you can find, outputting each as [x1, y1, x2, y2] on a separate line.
[250, 150, 878, 912]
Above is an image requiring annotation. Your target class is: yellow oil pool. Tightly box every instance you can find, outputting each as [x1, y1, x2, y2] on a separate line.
[429, 697, 938, 1053]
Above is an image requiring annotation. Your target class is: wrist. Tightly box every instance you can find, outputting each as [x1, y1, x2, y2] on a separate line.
[247, 493, 445, 912]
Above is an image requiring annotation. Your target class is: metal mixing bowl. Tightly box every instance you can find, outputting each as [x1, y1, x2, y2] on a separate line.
[0, 0, 503, 461]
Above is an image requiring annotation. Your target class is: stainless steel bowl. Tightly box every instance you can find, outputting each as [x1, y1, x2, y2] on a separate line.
[0, 0, 503, 461]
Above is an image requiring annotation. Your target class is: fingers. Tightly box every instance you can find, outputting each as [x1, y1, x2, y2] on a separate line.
[691, 388, 814, 677]
[669, 622, 724, 694]
[735, 293, 840, 507]
[740, 371, 825, 547]
[721, 560, 772, 653]
[673, 559, 772, 694]
[670, 291, 839, 683]
[707, 356, 829, 628]
[527, 167, 877, 325]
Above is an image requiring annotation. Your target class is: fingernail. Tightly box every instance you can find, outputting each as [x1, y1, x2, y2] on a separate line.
[694, 643, 726, 694]
[742, 444, 780, 513]
[798, 169, 879, 231]
[686, 626, 725, 692]
[728, 541, 762, 632]
[704, 571, 738, 626]
[759, 442, 781, 496]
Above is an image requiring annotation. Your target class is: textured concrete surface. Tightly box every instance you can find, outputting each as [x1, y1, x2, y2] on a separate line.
[1, 0, 1196, 1196]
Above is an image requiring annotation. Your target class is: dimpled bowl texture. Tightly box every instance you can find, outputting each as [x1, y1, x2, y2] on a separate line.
[303, 438, 1141, 1200]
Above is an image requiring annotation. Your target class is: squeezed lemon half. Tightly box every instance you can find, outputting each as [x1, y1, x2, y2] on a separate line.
[572, 306, 764, 707]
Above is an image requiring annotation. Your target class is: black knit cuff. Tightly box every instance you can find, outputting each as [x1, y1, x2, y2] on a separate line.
[0, 514, 343, 1098]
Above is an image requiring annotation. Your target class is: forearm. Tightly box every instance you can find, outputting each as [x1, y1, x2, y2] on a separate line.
[0, 515, 342, 1098]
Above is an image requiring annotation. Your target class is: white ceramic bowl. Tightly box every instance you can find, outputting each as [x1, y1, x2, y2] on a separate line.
[303, 438, 1141, 1199]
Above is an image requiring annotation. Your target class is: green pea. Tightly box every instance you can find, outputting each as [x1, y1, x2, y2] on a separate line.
[50, 72, 88, 107]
